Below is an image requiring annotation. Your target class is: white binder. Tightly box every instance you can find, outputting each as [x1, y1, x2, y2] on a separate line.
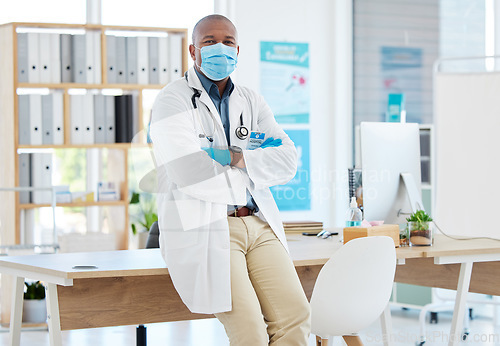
[168, 34, 183, 81]
[82, 93, 95, 144]
[18, 95, 31, 145]
[70, 95, 84, 144]
[32, 153, 53, 204]
[105, 95, 116, 143]
[39, 33, 52, 83]
[29, 94, 43, 145]
[17, 33, 29, 83]
[106, 35, 117, 84]
[126, 36, 138, 84]
[18, 153, 31, 204]
[27, 32, 40, 83]
[60, 34, 73, 83]
[116, 36, 127, 84]
[50, 34, 61, 83]
[137, 36, 149, 85]
[72, 34, 86, 83]
[41, 94, 53, 144]
[52, 92, 64, 145]
[148, 37, 159, 84]
[93, 31, 102, 84]
[158, 36, 169, 85]
[85, 32, 95, 84]
[94, 94, 106, 143]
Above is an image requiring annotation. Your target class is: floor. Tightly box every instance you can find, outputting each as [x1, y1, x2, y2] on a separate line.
[1, 305, 500, 345]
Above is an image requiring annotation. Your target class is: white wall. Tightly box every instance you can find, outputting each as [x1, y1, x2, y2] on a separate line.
[216, 0, 353, 227]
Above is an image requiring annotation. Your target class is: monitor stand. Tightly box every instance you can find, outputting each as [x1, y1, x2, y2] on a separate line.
[400, 172, 425, 213]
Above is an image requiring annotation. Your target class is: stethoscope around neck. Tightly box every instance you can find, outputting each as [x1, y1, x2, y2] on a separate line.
[186, 72, 249, 143]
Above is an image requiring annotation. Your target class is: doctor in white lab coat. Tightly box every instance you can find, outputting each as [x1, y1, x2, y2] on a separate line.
[150, 14, 310, 345]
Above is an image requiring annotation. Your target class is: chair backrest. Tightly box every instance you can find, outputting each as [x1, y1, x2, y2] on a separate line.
[310, 236, 396, 338]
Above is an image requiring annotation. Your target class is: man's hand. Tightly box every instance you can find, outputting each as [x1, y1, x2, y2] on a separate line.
[202, 147, 231, 166]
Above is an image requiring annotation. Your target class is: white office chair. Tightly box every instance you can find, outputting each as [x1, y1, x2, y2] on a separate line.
[311, 236, 396, 346]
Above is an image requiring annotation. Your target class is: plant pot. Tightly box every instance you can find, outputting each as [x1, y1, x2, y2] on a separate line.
[22, 299, 47, 323]
[137, 231, 149, 249]
[408, 221, 433, 246]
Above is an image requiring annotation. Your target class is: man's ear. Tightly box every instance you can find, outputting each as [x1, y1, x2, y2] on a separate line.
[189, 44, 196, 61]
[237, 45, 240, 56]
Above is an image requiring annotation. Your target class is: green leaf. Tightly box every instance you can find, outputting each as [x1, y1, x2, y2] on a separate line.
[131, 223, 137, 235]
[130, 192, 140, 204]
[24, 281, 45, 300]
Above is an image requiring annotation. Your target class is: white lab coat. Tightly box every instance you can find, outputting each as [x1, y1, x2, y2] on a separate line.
[150, 67, 297, 314]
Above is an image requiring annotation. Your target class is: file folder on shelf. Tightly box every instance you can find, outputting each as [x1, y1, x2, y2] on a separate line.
[50, 33, 61, 83]
[158, 36, 169, 85]
[137, 36, 149, 85]
[93, 31, 102, 84]
[105, 95, 116, 143]
[19, 153, 31, 204]
[27, 32, 40, 83]
[32, 153, 53, 204]
[106, 35, 117, 84]
[72, 34, 86, 83]
[115, 95, 128, 143]
[148, 37, 159, 85]
[70, 95, 84, 144]
[29, 94, 43, 145]
[115, 36, 127, 84]
[126, 36, 138, 84]
[60, 34, 73, 83]
[169, 34, 183, 81]
[17, 33, 29, 83]
[85, 32, 95, 84]
[94, 94, 106, 143]
[82, 93, 95, 144]
[39, 33, 52, 83]
[41, 94, 53, 144]
[18, 95, 31, 145]
[52, 92, 64, 145]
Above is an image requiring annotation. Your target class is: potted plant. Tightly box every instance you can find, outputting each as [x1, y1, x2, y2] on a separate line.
[407, 210, 433, 246]
[23, 281, 46, 323]
[129, 191, 158, 249]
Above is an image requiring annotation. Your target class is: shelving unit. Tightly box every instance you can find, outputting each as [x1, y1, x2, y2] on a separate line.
[0, 22, 188, 252]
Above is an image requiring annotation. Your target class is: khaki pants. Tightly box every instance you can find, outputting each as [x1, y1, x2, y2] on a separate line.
[215, 216, 311, 345]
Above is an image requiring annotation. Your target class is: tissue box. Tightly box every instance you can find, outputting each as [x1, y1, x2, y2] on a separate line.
[343, 224, 400, 247]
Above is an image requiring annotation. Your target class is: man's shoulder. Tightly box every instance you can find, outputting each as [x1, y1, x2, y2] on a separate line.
[233, 83, 262, 102]
[161, 76, 190, 95]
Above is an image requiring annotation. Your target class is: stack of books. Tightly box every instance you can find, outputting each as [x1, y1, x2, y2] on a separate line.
[283, 221, 323, 234]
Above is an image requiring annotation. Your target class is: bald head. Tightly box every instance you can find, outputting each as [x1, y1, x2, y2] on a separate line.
[192, 14, 238, 45]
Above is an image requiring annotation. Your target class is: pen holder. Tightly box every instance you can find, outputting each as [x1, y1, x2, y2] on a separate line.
[408, 221, 433, 246]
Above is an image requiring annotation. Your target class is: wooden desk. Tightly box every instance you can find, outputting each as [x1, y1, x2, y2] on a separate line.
[1, 235, 500, 346]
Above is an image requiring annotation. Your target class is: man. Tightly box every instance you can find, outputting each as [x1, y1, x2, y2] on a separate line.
[150, 14, 310, 345]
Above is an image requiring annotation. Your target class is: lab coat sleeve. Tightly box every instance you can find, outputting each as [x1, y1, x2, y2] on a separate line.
[150, 89, 247, 205]
[243, 93, 298, 190]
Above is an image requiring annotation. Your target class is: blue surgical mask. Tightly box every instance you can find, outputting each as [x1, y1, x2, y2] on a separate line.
[195, 43, 238, 81]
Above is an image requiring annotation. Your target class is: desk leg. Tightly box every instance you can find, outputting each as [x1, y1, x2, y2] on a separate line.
[9, 276, 24, 346]
[380, 303, 393, 346]
[448, 262, 473, 346]
[46, 283, 62, 346]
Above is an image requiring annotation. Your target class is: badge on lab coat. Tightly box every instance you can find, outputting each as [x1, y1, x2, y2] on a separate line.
[247, 131, 265, 150]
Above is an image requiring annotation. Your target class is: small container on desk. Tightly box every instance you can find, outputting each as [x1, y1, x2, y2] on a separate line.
[408, 221, 434, 246]
[343, 224, 400, 247]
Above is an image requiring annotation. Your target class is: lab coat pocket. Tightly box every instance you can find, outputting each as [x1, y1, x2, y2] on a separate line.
[173, 190, 211, 231]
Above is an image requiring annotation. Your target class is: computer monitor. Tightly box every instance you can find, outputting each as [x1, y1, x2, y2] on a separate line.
[360, 122, 424, 225]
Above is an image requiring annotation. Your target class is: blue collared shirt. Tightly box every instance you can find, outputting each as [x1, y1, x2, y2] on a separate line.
[194, 68, 257, 212]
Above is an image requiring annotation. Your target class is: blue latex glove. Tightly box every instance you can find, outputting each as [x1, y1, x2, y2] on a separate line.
[202, 147, 231, 166]
[260, 137, 282, 149]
